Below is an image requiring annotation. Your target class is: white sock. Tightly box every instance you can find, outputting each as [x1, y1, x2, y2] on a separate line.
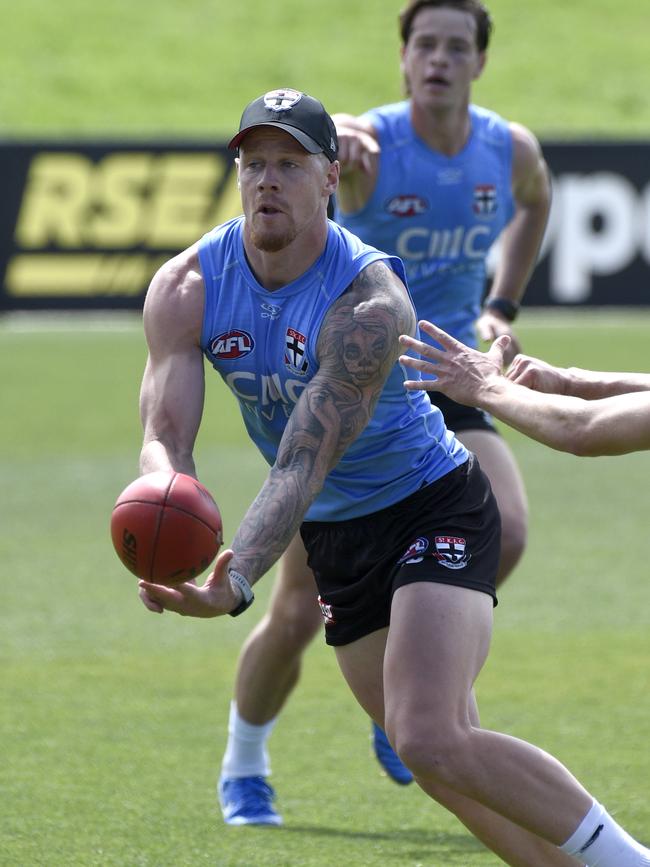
[560, 800, 650, 866]
[220, 701, 277, 779]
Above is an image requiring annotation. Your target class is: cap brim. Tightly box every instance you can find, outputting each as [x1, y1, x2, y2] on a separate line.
[228, 122, 323, 155]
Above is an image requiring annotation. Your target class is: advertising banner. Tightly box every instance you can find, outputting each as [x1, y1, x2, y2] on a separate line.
[0, 139, 648, 309]
[522, 141, 650, 306]
[0, 142, 240, 310]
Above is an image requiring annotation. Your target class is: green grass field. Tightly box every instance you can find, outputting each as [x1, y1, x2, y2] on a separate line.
[2, 311, 649, 866]
[2, 0, 650, 137]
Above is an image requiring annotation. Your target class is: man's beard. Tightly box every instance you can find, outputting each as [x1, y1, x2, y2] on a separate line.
[249, 219, 297, 253]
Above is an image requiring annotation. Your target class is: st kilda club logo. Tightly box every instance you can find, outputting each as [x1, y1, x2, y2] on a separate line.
[472, 184, 497, 216]
[434, 536, 471, 570]
[285, 327, 309, 376]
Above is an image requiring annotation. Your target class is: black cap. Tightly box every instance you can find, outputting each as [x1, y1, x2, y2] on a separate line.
[228, 88, 338, 162]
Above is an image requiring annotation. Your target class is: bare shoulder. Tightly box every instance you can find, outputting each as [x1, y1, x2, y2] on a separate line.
[349, 260, 414, 329]
[143, 243, 204, 348]
[508, 121, 551, 203]
[509, 122, 544, 161]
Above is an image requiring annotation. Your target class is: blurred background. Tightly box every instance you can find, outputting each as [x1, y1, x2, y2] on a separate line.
[1, 0, 650, 310]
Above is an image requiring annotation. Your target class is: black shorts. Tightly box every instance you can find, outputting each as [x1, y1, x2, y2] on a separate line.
[429, 391, 498, 435]
[300, 456, 500, 647]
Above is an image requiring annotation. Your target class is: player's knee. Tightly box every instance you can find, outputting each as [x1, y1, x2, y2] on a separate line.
[267, 588, 322, 650]
[390, 721, 472, 786]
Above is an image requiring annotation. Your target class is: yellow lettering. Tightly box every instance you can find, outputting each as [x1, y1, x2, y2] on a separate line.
[147, 154, 227, 247]
[88, 154, 154, 247]
[15, 154, 92, 248]
[12, 149, 243, 258]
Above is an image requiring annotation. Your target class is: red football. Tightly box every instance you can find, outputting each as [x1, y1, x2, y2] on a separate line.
[111, 471, 223, 584]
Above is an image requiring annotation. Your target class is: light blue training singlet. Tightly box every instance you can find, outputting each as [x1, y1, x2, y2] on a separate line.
[338, 102, 515, 352]
[198, 216, 468, 522]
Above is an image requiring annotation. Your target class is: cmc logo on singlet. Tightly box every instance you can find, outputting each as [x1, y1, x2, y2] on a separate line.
[396, 224, 491, 260]
[210, 330, 254, 359]
[385, 195, 429, 217]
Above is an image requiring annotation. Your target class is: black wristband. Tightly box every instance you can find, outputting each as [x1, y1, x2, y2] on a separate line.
[484, 297, 519, 322]
[227, 568, 255, 617]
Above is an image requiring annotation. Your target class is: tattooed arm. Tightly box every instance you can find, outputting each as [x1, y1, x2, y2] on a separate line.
[139, 260, 415, 617]
[229, 260, 415, 587]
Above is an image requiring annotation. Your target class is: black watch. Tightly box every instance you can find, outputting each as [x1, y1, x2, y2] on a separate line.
[484, 297, 519, 322]
[227, 568, 255, 617]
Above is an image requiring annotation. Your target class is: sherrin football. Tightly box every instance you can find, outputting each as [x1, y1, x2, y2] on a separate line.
[111, 471, 223, 584]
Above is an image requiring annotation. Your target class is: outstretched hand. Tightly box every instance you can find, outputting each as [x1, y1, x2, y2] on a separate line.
[138, 548, 237, 618]
[399, 320, 510, 407]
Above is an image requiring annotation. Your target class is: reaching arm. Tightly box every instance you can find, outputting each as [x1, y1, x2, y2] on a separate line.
[400, 321, 650, 457]
[477, 123, 551, 361]
[508, 354, 650, 399]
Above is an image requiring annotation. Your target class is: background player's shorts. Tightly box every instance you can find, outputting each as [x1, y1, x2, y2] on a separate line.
[429, 391, 498, 434]
[300, 455, 500, 647]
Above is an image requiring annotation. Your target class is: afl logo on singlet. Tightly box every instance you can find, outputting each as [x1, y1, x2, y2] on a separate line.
[385, 195, 429, 217]
[210, 330, 255, 359]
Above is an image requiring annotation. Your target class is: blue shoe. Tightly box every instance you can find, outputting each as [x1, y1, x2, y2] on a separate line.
[372, 722, 414, 785]
[218, 775, 283, 826]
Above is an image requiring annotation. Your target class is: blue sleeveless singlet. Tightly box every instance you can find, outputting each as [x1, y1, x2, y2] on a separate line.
[339, 102, 514, 352]
[198, 216, 468, 521]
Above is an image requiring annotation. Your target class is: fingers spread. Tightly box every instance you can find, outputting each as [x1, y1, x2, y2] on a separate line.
[417, 320, 456, 348]
[399, 335, 444, 362]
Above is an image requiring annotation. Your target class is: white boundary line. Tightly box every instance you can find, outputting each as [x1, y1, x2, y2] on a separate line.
[0, 310, 143, 333]
[3, 306, 650, 334]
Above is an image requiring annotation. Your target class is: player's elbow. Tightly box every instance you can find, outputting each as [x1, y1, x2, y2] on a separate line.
[561, 435, 596, 458]
[556, 413, 602, 457]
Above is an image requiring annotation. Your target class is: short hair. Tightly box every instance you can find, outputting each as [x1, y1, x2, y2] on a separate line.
[399, 0, 493, 52]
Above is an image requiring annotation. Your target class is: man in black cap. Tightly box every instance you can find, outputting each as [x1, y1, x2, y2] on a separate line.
[215, 88, 417, 826]
[135, 89, 650, 867]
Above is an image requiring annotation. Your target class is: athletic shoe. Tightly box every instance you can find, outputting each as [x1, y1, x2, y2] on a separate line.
[218, 775, 283, 826]
[371, 722, 414, 785]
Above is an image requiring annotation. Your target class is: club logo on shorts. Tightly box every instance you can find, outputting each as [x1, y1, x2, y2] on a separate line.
[264, 88, 302, 112]
[434, 536, 471, 570]
[398, 536, 429, 564]
[285, 327, 309, 376]
[473, 184, 497, 216]
[318, 595, 335, 625]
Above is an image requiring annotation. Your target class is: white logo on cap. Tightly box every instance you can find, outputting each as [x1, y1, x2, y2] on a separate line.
[263, 88, 303, 112]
